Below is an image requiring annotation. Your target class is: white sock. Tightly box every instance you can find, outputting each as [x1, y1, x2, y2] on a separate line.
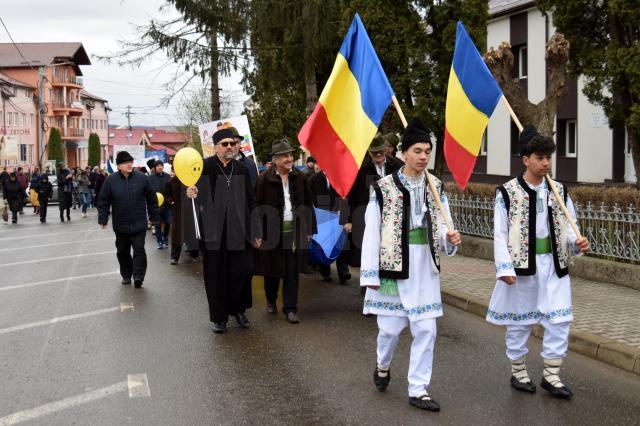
[510, 356, 531, 383]
[543, 358, 565, 388]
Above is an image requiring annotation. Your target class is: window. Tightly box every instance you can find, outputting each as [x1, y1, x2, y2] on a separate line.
[518, 46, 528, 79]
[21, 113, 26, 127]
[19, 144, 27, 162]
[6, 112, 11, 126]
[14, 112, 19, 127]
[480, 130, 488, 156]
[30, 114, 35, 127]
[566, 120, 577, 157]
[25, 89, 32, 98]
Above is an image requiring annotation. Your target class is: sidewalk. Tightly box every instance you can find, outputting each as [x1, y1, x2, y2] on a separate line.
[439, 254, 640, 375]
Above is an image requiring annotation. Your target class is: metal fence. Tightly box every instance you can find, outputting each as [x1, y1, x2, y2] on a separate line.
[447, 194, 640, 264]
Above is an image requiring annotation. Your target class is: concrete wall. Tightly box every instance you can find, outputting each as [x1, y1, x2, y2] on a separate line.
[486, 17, 511, 176]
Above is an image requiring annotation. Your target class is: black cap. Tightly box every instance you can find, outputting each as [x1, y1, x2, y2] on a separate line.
[116, 151, 134, 165]
[401, 117, 432, 152]
[147, 159, 157, 170]
[307, 156, 316, 163]
[213, 128, 236, 144]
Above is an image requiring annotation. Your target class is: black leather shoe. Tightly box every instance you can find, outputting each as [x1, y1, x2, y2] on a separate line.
[212, 322, 227, 333]
[339, 273, 351, 284]
[266, 302, 277, 314]
[511, 376, 536, 393]
[409, 394, 440, 412]
[234, 313, 250, 329]
[122, 278, 132, 285]
[373, 366, 390, 392]
[134, 280, 143, 288]
[541, 378, 573, 399]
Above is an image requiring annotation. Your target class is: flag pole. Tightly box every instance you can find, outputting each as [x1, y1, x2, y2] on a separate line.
[501, 96, 582, 239]
[392, 96, 454, 232]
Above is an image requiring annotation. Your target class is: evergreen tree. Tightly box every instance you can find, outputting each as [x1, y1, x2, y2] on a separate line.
[98, 0, 249, 120]
[47, 128, 64, 166]
[538, 0, 640, 188]
[88, 133, 101, 167]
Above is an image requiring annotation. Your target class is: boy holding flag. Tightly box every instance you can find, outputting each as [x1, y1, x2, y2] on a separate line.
[487, 126, 589, 399]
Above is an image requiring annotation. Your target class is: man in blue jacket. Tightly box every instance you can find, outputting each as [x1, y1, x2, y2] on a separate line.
[98, 151, 159, 288]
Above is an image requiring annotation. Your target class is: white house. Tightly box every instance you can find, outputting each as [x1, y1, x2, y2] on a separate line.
[476, 0, 636, 184]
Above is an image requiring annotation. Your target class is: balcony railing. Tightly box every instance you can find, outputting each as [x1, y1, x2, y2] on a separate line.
[51, 75, 83, 86]
[52, 100, 84, 110]
[63, 128, 85, 138]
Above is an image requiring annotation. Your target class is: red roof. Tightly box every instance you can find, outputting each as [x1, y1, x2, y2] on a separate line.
[148, 129, 187, 144]
[108, 128, 148, 146]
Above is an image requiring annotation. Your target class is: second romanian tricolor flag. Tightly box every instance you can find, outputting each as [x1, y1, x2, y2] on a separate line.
[298, 13, 394, 198]
[444, 21, 503, 189]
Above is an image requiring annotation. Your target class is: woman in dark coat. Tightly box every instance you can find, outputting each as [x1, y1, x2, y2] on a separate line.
[2, 173, 23, 224]
[58, 168, 73, 222]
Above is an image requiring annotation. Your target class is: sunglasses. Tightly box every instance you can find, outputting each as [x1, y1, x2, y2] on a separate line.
[218, 141, 238, 147]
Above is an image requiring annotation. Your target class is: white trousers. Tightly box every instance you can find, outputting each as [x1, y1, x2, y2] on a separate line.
[506, 320, 570, 360]
[376, 315, 437, 397]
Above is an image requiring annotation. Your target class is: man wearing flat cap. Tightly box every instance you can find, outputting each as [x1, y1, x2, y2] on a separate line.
[341, 133, 403, 269]
[254, 138, 316, 324]
[98, 151, 159, 288]
[186, 128, 262, 333]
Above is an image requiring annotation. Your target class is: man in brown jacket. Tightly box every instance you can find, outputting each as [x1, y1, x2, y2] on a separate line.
[255, 138, 317, 324]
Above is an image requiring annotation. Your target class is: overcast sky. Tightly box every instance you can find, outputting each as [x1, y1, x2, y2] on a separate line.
[0, 0, 248, 127]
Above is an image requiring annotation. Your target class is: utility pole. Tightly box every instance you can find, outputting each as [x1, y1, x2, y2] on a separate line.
[124, 105, 135, 145]
[38, 66, 46, 171]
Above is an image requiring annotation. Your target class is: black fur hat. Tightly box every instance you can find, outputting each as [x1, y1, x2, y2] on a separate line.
[402, 117, 432, 152]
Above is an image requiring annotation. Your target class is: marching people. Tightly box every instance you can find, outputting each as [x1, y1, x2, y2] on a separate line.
[77, 170, 92, 218]
[98, 151, 159, 288]
[255, 138, 316, 324]
[487, 126, 589, 399]
[15, 167, 28, 214]
[341, 133, 403, 269]
[165, 173, 199, 265]
[2, 173, 23, 224]
[29, 168, 41, 214]
[186, 128, 261, 333]
[37, 174, 53, 223]
[58, 167, 73, 222]
[148, 160, 172, 249]
[360, 118, 461, 412]
[308, 163, 351, 284]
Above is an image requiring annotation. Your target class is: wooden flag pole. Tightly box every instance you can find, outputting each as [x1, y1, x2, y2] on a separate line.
[501, 96, 582, 239]
[392, 96, 454, 232]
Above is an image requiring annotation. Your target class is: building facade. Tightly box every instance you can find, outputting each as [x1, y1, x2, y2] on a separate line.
[476, 0, 636, 185]
[0, 72, 38, 171]
[0, 42, 109, 171]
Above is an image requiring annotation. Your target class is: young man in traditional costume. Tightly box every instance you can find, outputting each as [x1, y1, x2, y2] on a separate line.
[360, 118, 461, 412]
[487, 125, 589, 399]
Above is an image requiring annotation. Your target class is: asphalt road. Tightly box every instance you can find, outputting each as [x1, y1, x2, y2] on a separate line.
[1, 210, 639, 425]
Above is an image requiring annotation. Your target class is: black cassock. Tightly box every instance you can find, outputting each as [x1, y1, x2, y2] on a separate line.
[188, 156, 259, 324]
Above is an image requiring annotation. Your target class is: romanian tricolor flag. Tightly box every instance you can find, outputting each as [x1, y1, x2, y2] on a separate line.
[298, 13, 394, 199]
[444, 21, 503, 189]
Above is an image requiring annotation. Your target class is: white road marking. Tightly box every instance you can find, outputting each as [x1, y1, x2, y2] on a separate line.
[120, 303, 135, 312]
[0, 271, 119, 292]
[0, 374, 150, 425]
[0, 251, 115, 268]
[0, 238, 113, 253]
[127, 374, 151, 398]
[0, 229, 106, 242]
[0, 306, 124, 335]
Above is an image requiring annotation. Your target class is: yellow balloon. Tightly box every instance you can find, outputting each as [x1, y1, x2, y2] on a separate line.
[157, 192, 164, 207]
[173, 147, 203, 187]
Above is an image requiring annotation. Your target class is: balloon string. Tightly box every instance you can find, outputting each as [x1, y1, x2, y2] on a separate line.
[192, 198, 201, 239]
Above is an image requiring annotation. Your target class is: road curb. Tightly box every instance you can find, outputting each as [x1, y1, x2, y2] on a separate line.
[441, 288, 640, 376]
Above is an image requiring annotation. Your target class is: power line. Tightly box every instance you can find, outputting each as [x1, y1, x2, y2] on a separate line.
[0, 16, 36, 71]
